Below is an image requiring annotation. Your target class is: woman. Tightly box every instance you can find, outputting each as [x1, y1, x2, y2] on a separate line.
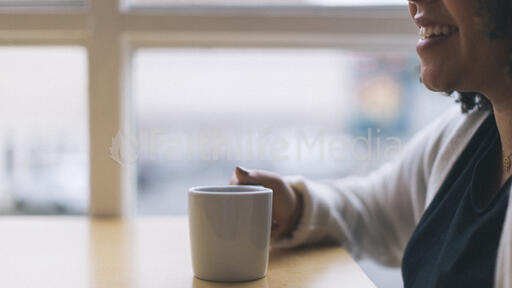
[230, 0, 512, 287]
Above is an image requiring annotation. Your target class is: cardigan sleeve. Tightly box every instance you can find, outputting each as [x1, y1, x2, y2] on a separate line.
[272, 107, 464, 267]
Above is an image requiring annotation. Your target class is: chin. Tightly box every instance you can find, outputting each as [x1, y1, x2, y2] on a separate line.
[420, 66, 459, 92]
[422, 79, 448, 92]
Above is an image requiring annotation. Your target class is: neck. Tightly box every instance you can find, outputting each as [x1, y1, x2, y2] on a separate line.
[486, 85, 512, 184]
[493, 104, 512, 155]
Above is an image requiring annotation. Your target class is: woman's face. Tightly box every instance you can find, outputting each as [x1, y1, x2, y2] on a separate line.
[408, 0, 510, 95]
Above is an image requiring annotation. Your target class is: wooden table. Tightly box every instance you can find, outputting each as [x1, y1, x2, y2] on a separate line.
[0, 217, 375, 288]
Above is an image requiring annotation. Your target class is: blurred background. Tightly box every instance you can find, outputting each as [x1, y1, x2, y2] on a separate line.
[0, 0, 457, 287]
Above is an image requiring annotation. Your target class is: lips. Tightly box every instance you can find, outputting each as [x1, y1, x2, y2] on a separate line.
[419, 25, 458, 40]
[416, 30, 458, 54]
[414, 17, 459, 53]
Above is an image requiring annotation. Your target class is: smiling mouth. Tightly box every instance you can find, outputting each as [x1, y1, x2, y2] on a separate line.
[419, 25, 459, 40]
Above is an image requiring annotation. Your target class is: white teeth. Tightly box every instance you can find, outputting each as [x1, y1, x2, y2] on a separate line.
[434, 26, 441, 35]
[419, 25, 457, 40]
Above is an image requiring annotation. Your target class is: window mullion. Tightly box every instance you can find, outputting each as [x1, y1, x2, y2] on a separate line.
[0, 12, 88, 31]
[88, 0, 132, 217]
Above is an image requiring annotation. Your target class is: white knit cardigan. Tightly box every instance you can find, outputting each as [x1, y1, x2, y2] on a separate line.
[276, 106, 512, 287]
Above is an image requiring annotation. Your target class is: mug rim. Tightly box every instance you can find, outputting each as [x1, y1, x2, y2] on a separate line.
[189, 185, 272, 195]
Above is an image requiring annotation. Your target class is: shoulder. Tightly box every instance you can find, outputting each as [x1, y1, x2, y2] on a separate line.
[421, 106, 490, 203]
[429, 106, 489, 146]
[400, 105, 488, 169]
[395, 105, 490, 218]
[425, 106, 489, 164]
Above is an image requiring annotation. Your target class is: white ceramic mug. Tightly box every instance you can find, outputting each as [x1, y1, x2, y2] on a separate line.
[188, 185, 273, 282]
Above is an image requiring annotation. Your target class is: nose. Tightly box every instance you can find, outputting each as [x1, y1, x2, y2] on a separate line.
[408, 0, 432, 19]
[409, 0, 438, 21]
[408, 1, 419, 20]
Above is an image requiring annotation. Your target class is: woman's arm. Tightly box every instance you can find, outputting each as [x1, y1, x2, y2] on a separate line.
[273, 107, 466, 267]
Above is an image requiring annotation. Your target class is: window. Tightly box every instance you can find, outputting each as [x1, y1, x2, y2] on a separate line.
[0, 47, 88, 214]
[133, 48, 453, 215]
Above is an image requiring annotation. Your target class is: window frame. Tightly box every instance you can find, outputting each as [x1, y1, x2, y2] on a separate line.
[0, 0, 417, 217]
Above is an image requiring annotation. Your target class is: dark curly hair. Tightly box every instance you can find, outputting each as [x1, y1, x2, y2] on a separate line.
[449, 0, 512, 113]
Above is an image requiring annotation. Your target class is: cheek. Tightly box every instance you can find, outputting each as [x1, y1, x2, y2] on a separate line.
[418, 28, 481, 91]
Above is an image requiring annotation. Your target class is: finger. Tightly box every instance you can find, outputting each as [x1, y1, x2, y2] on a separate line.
[273, 223, 289, 239]
[235, 166, 282, 188]
[270, 220, 279, 238]
[271, 219, 280, 231]
[229, 172, 239, 185]
[234, 166, 256, 185]
[271, 221, 286, 240]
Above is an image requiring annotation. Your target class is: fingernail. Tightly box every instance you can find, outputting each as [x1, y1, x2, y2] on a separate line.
[236, 166, 250, 176]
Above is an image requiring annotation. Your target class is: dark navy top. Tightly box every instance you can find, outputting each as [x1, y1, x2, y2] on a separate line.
[402, 114, 512, 287]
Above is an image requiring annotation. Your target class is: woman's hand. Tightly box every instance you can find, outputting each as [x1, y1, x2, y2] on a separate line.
[229, 166, 303, 240]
